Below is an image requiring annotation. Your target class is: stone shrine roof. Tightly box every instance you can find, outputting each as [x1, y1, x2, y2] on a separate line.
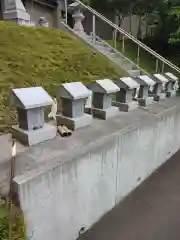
[59, 82, 90, 100]
[165, 72, 178, 82]
[89, 79, 119, 94]
[117, 77, 139, 89]
[11, 87, 53, 109]
[153, 74, 169, 83]
[138, 75, 155, 86]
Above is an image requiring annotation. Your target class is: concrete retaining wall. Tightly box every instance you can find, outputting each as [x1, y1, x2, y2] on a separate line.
[14, 101, 180, 240]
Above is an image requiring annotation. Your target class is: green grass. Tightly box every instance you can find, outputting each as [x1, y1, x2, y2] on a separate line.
[0, 204, 7, 219]
[0, 202, 26, 240]
[0, 21, 128, 131]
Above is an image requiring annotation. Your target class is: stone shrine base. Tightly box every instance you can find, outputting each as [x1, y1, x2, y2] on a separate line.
[56, 114, 93, 130]
[112, 101, 138, 112]
[138, 97, 154, 107]
[12, 124, 57, 146]
[91, 107, 119, 120]
[166, 91, 177, 98]
[149, 93, 166, 102]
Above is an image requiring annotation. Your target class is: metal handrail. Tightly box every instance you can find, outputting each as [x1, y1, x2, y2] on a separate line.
[75, 0, 180, 74]
[94, 34, 148, 74]
[61, 19, 147, 75]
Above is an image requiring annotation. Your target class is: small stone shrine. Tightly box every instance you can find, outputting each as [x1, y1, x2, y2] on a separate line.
[4, 0, 30, 25]
[154, 74, 172, 98]
[39, 17, 49, 27]
[164, 72, 179, 97]
[87, 79, 120, 119]
[113, 77, 140, 112]
[151, 73, 168, 101]
[135, 75, 155, 106]
[11, 87, 57, 146]
[56, 82, 92, 130]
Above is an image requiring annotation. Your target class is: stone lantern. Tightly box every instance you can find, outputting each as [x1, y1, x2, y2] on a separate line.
[68, 2, 85, 33]
[11, 87, 57, 146]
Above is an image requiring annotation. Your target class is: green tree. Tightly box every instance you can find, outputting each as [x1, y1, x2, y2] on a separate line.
[88, 0, 167, 38]
[169, 5, 180, 43]
[90, 0, 132, 25]
[146, 0, 180, 54]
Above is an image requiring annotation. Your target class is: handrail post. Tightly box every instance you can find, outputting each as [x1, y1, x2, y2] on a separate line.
[113, 27, 117, 49]
[122, 36, 125, 54]
[92, 15, 96, 44]
[113, 15, 119, 49]
[161, 62, 165, 73]
[137, 45, 140, 66]
[156, 59, 159, 73]
[65, 0, 68, 25]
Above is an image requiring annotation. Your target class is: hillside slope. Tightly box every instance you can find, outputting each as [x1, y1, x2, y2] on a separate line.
[0, 22, 127, 130]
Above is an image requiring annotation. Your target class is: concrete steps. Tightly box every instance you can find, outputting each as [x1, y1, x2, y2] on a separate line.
[76, 32, 142, 77]
[60, 20, 143, 77]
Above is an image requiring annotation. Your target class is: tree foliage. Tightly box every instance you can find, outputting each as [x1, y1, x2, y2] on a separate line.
[82, 0, 180, 59]
[88, 0, 168, 38]
[168, 5, 180, 43]
[88, 0, 166, 18]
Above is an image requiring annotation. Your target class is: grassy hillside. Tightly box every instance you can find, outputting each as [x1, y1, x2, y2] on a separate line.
[0, 22, 127, 131]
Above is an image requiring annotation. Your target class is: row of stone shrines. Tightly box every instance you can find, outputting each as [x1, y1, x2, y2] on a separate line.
[11, 72, 178, 146]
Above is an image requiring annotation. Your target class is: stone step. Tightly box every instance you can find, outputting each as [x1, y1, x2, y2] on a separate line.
[99, 49, 139, 71]
[75, 32, 142, 76]
[94, 41, 140, 70]
[95, 45, 115, 53]
[129, 69, 141, 77]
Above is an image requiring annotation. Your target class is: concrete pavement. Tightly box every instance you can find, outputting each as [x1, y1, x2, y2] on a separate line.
[80, 149, 180, 240]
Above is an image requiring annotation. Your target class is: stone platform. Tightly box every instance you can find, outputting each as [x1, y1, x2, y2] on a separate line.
[112, 101, 138, 112]
[1, 97, 180, 240]
[92, 106, 119, 120]
[12, 123, 57, 146]
[138, 97, 154, 107]
[56, 113, 93, 130]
